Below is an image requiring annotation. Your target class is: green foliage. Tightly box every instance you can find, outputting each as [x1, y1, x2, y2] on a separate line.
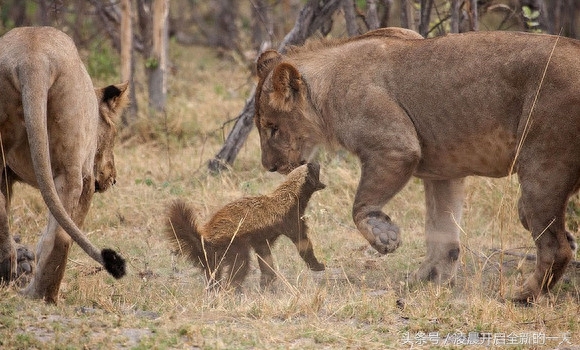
[86, 40, 118, 80]
[135, 178, 155, 187]
[145, 57, 159, 70]
[522, 6, 542, 33]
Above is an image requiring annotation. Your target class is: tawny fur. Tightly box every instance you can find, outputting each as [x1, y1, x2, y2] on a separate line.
[254, 27, 580, 302]
[0, 27, 129, 303]
[166, 163, 326, 290]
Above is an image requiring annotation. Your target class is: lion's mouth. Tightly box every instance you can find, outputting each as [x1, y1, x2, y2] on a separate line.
[270, 160, 306, 175]
[95, 178, 116, 193]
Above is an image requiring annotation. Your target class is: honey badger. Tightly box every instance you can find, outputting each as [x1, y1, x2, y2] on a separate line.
[166, 163, 326, 290]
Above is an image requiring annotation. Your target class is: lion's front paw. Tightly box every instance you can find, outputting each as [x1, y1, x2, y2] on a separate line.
[359, 212, 401, 254]
[412, 246, 460, 286]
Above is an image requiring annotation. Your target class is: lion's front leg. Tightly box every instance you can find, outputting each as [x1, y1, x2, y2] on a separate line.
[413, 178, 464, 285]
[23, 174, 93, 303]
[353, 154, 419, 254]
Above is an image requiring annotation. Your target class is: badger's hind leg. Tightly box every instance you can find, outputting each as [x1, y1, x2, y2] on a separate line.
[223, 246, 250, 292]
[254, 240, 277, 288]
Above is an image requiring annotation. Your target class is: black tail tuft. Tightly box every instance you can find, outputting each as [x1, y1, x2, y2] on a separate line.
[101, 248, 126, 279]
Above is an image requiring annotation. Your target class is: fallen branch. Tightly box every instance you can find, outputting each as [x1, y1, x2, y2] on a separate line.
[490, 248, 580, 268]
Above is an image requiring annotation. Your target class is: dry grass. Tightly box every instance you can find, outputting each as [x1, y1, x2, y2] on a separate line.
[1, 43, 579, 349]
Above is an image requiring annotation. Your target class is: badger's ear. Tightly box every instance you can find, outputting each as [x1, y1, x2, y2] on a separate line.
[257, 50, 282, 80]
[269, 62, 303, 112]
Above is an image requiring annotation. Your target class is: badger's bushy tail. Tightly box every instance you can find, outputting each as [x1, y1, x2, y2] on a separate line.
[166, 200, 206, 267]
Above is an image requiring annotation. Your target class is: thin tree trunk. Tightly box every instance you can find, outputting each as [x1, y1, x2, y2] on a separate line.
[120, 0, 138, 124]
[251, 0, 273, 51]
[366, 0, 380, 30]
[450, 0, 460, 33]
[343, 0, 359, 36]
[469, 0, 478, 31]
[148, 0, 169, 112]
[419, 0, 434, 37]
[208, 0, 343, 172]
[380, 0, 393, 27]
[400, 0, 411, 29]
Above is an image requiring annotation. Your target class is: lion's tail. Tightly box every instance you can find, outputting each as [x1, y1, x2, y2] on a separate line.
[166, 200, 208, 268]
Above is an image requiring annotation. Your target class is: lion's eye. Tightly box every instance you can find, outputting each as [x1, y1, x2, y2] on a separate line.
[269, 126, 278, 138]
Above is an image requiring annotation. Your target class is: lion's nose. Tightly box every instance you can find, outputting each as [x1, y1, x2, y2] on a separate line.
[112, 179, 116, 186]
[268, 166, 277, 172]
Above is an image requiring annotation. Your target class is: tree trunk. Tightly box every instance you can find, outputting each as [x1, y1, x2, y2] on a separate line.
[343, 0, 359, 36]
[251, 0, 273, 52]
[207, 0, 239, 50]
[208, 0, 343, 173]
[468, 0, 479, 31]
[147, 0, 169, 112]
[120, 0, 138, 124]
[366, 0, 381, 30]
[380, 0, 393, 27]
[400, 0, 413, 29]
[450, 0, 460, 33]
[419, 0, 434, 37]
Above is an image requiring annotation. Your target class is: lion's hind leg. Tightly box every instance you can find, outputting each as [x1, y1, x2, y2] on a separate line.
[0, 194, 16, 284]
[0, 167, 16, 283]
[23, 172, 83, 302]
[514, 167, 577, 302]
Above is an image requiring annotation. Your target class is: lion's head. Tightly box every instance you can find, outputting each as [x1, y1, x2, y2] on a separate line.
[254, 51, 325, 175]
[94, 82, 129, 193]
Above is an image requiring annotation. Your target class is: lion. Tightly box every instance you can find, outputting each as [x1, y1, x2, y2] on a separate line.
[166, 163, 326, 290]
[254, 27, 580, 302]
[0, 26, 129, 303]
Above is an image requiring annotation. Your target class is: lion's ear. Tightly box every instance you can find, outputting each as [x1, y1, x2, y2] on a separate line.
[257, 50, 282, 80]
[104, 81, 130, 111]
[96, 81, 130, 123]
[269, 62, 302, 112]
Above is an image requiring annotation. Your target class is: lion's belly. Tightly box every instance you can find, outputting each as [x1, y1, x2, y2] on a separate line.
[414, 138, 516, 180]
